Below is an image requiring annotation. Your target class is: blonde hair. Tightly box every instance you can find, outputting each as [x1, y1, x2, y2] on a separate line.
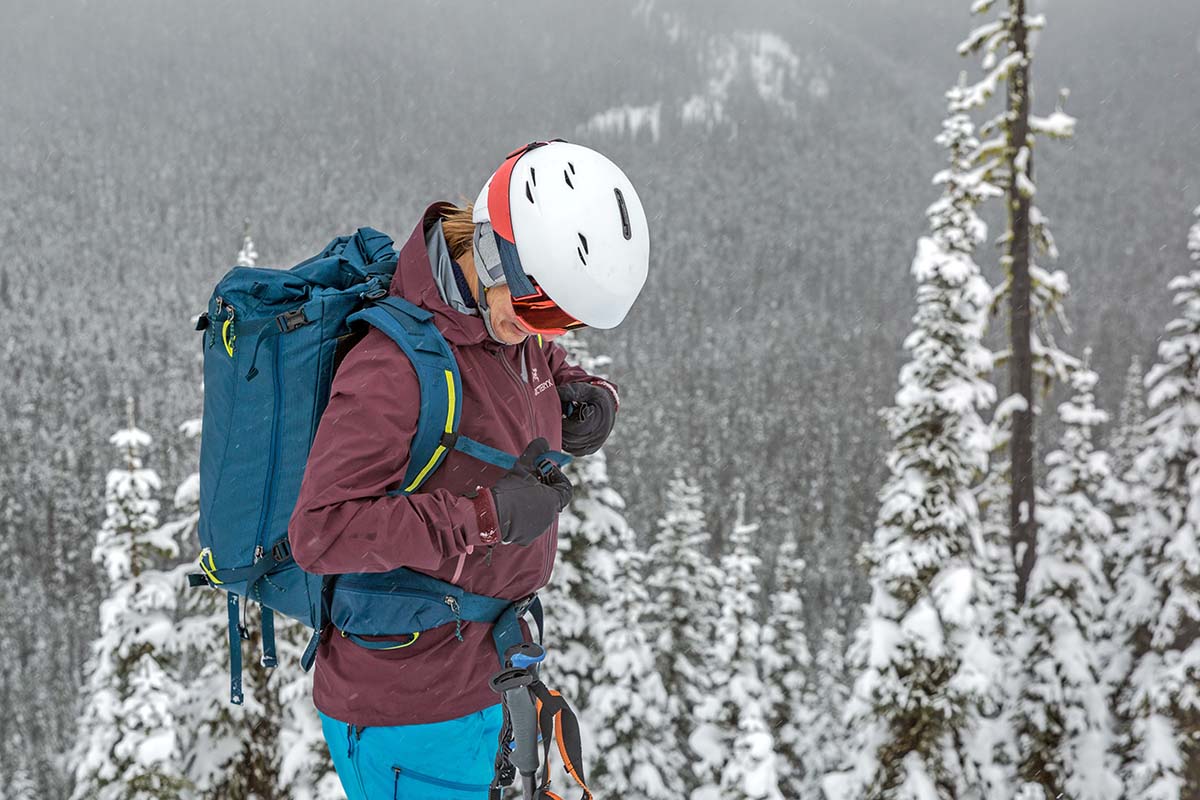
[440, 201, 476, 262]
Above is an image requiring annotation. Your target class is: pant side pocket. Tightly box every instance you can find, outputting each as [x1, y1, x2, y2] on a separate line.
[392, 764, 492, 798]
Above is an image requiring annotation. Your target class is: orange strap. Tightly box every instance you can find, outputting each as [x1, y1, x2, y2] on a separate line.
[532, 682, 593, 800]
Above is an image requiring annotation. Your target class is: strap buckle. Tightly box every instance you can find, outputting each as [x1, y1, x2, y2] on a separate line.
[270, 538, 292, 562]
[513, 594, 536, 616]
[276, 308, 309, 333]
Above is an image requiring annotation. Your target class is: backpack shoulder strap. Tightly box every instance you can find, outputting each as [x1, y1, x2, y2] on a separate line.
[347, 296, 573, 493]
[347, 296, 464, 493]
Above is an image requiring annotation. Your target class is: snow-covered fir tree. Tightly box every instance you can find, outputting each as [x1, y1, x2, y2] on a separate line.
[957, 0, 1078, 605]
[1110, 356, 1148, 479]
[761, 534, 812, 797]
[71, 399, 191, 800]
[696, 495, 781, 800]
[236, 220, 258, 267]
[585, 508, 683, 798]
[1014, 357, 1121, 800]
[7, 716, 39, 800]
[1115, 246, 1200, 798]
[952, 7, 1087, 792]
[763, 534, 830, 796]
[824, 74, 1002, 800]
[643, 471, 722, 792]
[969, 394, 1022, 798]
[795, 629, 850, 799]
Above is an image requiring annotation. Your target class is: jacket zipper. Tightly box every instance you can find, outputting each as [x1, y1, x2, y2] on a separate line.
[494, 339, 537, 443]
[494, 340, 555, 589]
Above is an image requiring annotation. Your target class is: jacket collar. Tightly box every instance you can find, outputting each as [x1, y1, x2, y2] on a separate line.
[390, 202, 492, 347]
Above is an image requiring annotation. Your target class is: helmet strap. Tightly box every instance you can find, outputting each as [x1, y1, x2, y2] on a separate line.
[472, 222, 507, 289]
[476, 280, 509, 345]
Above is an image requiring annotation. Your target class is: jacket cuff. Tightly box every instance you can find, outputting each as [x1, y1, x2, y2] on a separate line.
[584, 377, 620, 412]
[470, 487, 502, 546]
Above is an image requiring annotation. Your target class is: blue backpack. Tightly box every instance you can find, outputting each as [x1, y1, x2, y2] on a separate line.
[190, 227, 567, 704]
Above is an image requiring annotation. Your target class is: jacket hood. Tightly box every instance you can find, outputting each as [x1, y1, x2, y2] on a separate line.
[388, 202, 491, 347]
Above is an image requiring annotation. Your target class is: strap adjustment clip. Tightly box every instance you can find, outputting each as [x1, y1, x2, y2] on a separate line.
[271, 539, 292, 563]
[276, 308, 310, 333]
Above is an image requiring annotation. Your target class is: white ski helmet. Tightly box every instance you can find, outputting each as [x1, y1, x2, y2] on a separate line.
[471, 139, 649, 330]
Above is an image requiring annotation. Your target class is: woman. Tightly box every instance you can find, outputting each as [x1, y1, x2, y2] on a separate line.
[288, 140, 649, 799]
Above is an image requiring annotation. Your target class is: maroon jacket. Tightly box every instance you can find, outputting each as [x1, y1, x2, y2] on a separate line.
[289, 202, 600, 727]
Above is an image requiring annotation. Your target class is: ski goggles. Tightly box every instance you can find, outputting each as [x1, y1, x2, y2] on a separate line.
[509, 278, 587, 335]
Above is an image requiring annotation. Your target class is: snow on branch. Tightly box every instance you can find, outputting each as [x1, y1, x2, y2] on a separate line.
[1030, 110, 1076, 139]
[960, 53, 1023, 109]
[1030, 205, 1060, 260]
[111, 426, 152, 451]
[957, 21, 1006, 56]
[1014, 146, 1036, 199]
[972, 135, 1007, 164]
[978, 110, 1010, 139]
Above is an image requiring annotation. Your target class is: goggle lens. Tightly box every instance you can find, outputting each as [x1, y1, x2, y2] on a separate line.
[510, 283, 587, 335]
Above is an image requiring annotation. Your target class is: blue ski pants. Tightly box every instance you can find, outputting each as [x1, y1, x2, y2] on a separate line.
[320, 705, 504, 799]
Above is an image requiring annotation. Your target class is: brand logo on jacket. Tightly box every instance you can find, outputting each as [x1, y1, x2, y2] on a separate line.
[534, 377, 554, 397]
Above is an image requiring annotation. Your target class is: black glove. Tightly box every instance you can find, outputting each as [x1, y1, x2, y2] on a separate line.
[487, 438, 573, 547]
[557, 381, 618, 457]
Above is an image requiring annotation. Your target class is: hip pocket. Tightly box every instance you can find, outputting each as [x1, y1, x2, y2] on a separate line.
[392, 764, 492, 799]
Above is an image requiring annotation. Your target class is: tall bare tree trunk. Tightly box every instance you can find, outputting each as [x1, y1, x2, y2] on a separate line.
[1007, 0, 1037, 605]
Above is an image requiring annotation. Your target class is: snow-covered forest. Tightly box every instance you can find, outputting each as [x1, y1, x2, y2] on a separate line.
[2, 0, 1198, 797]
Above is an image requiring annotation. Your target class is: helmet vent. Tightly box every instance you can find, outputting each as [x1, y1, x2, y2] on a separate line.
[525, 181, 534, 204]
[530, 167, 537, 186]
[614, 188, 632, 240]
[577, 232, 589, 254]
[577, 247, 587, 266]
[563, 170, 574, 189]
[568, 161, 575, 175]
